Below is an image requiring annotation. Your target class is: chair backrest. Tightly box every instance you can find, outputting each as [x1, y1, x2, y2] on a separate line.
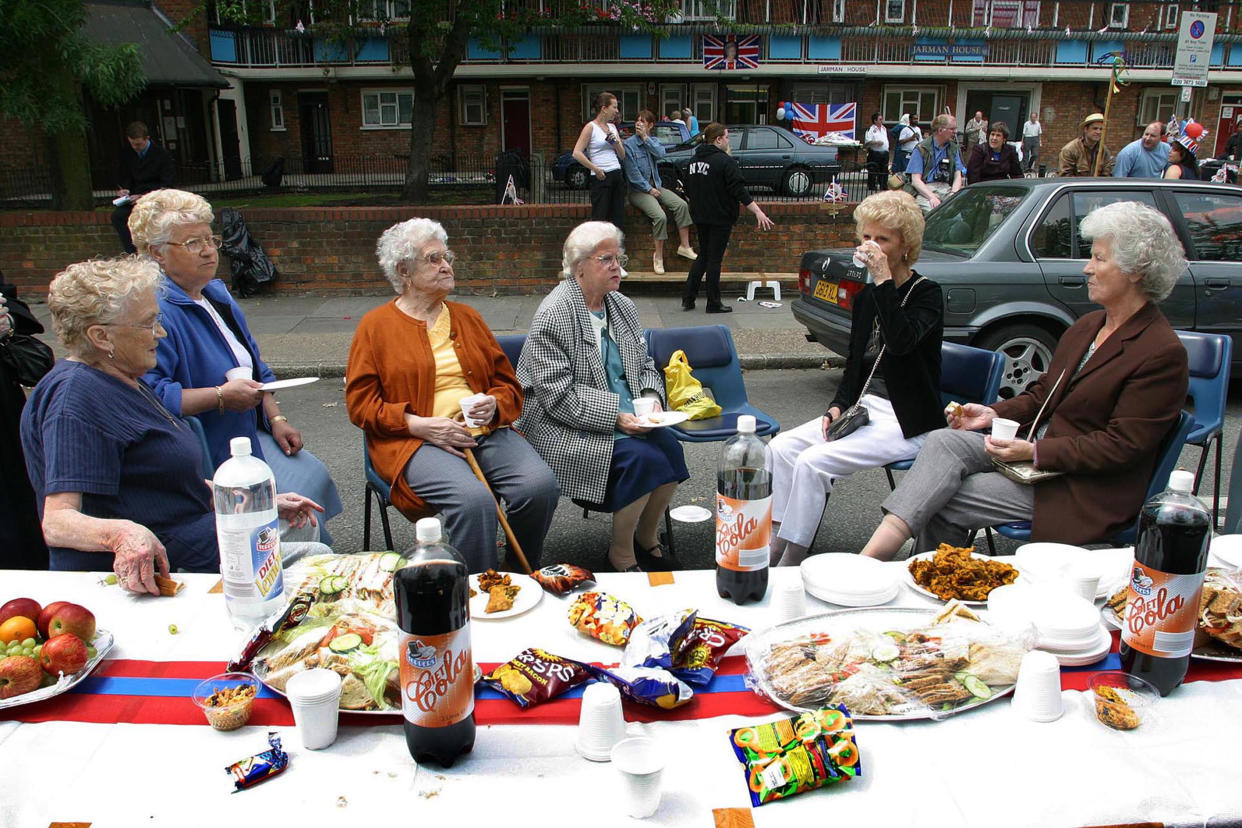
[940, 341, 1006, 408]
[1174, 330, 1233, 435]
[1114, 409, 1196, 543]
[495, 334, 527, 370]
[183, 416, 215, 480]
[1226, 431, 1242, 534]
[645, 325, 749, 409]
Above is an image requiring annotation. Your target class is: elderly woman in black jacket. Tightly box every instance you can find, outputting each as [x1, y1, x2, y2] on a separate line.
[767, 191, 944, 566]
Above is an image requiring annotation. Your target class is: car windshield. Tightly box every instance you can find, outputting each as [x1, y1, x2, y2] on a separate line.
[922, 186, 1031, 256]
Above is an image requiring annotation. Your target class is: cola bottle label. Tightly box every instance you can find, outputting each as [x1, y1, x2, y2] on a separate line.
[398, 628, 475, 727]
[1120, 563, 1204, 658]
[716, 493, 772, 572]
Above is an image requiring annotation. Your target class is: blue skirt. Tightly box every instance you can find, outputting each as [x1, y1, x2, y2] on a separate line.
[585, 428, 689, 512]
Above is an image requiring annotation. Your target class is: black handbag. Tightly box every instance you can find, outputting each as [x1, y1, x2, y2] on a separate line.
[824, 276, 925, 443]
[0, 334, 55, 387]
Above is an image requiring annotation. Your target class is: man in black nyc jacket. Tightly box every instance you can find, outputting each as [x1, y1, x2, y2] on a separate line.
[682, 123, 773, 312]
[112, 121, 175, 253]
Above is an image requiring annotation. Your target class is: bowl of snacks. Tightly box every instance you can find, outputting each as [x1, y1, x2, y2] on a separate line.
[1088, 671, 1159, 731]
[193, 672, 260, 731]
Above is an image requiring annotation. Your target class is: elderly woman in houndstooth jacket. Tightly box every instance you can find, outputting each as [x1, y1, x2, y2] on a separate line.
[517, 221, 689, 573]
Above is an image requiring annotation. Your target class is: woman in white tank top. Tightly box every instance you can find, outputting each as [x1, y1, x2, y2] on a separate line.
[572, 92, 628, 231]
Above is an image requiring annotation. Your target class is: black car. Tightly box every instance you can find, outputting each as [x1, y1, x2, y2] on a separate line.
[792, 178, 1242, 397]
[658, 124, 841, 197]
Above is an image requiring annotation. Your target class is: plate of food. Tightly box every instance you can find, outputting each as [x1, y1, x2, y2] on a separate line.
[904, 544, 1021, 606]
[0, 629, 114, 710]
[284, 551, 406, 616]
[745, 604, 1026, 720]
[636, 410, 689, 428]
[470, 569, 541, 620]
[1102, 568, 1242, 663]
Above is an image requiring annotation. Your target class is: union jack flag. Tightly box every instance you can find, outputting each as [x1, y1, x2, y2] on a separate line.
[702, 35, 760, 70]
[789, 102, 856, 142]
[822, 180, 846, 203]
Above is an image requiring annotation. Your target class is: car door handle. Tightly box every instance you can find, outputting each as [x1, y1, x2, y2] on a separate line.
[1205, 278, 1230, 290]
[1058, 276, 1085, 288]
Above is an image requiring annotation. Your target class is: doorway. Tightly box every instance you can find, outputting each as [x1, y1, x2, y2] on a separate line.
[1214, 94, 1242, 158]
[963, 90, 1029, 142]
[501, 90, 531, 158]
[298, 92, 333, 174]
[725, 84, 769, 125]
[216, 99, 244, 180]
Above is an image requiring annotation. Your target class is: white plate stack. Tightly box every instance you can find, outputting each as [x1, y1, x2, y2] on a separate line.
[1015, 543, 1132, 602]
[987, 583, 1111, 666]
[800, 554, 901, 607]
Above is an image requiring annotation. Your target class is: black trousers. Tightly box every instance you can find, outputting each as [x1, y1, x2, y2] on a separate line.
[683, 222, 733, 307]
[111, 202, 137, 254]
[867, 150, 890, 191]
[589, 168, 627, 229]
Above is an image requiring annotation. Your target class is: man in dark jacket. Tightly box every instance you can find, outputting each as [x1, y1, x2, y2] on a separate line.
[682, 123, 774, 312]
[111, 121, 175, 253]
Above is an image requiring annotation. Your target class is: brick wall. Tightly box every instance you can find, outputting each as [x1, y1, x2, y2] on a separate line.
[0, 201, 856, 297]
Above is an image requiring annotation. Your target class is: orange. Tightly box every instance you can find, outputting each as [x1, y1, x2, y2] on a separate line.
[0, 615, 37, 644]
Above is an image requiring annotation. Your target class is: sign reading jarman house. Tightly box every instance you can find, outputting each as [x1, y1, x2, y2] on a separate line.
[912, 43, 989, 58]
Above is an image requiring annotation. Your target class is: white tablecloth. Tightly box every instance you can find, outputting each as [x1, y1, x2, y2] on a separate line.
[2, 563, 1240, 828]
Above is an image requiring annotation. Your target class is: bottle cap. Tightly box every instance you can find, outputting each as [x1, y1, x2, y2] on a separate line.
[1168, 469, 1195, 493]
[737, 414, 756, 434]
[415, 517, 442, 543]
[230, 436, 252, 457]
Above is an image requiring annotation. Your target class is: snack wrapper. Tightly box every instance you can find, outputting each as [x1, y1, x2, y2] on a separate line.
[672, 616, 750, 685]
[531, 563, 595, 596]
[481, 648, 593, 708]
[568, 591, 642, 646]
[729, 706, 861, 805]
[622, 609, 697, 671]
[226, 732, 289, 792]
[589, 665, 694, 710]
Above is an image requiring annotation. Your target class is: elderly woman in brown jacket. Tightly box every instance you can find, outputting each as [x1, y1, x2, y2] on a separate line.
[345, 218, 559, 571]
[861, 202, 1189, 558]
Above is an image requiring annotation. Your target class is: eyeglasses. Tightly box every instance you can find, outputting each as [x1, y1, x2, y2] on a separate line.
[164, 235, 223, 254]
[421, 250, 456, 266]
[106, 313, 164, 335]
[590, 253, 629, 268]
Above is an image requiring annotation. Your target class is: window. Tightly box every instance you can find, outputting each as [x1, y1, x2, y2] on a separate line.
[881, 86, 942, 124]
[1108, 2, 1129, 28]
[583, 84, 641, 122]
[692, 84, 716, 124]
[458, 84, 486, 126]
[362, 89, 413, 128]
[1172, 192, 1242, 261]
[659, 85, 685, 121]
[885, 0, 905, 23]
[744, 127, 791, 150]
[356, 0, 410, 20]
[1031, 194, 1073, 258]
[924, 187, 1031, 256]
[214, 0, 275, 23]
[681, 0, 736, 21]
[971, 0, 1040, 28]
[831, 0, 845, 22]
[1163, 4, 1179, 29]
[269, 90, 285, 131]
[1138, 89, 1181, 128]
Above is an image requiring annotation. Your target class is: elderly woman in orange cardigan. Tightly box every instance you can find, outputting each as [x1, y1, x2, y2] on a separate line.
[345, 218, 560, 571]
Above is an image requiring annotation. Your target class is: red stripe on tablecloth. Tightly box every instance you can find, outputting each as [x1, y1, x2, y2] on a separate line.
[1059, 630, 1242, 690]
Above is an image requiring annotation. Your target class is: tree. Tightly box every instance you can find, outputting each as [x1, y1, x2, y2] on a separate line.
[0, 0, 145, 209]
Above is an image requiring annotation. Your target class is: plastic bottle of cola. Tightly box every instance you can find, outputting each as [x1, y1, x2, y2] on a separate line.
[213, 436, 285, 630]
[1119, 469, 1211, 696]
[395, 517, 476, 766]
[716, 414, 772, 604]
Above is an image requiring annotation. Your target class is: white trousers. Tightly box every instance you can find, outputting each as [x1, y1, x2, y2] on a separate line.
[769, 395, 928, 547]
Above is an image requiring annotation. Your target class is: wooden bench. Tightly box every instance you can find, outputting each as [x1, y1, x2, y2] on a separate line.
[622, 271, 796, 300]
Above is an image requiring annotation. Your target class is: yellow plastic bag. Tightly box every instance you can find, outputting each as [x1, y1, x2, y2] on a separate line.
[663, 350, 722, 421]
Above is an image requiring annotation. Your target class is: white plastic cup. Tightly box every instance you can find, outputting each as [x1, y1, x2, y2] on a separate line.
[991, 418, 1020, 442]
[632, 396, 656, 420]
[225, 366, 251, 382]
[611, 737, 665, 819]
[285, 667, 343, 750]
[1069, 573, 1101, 603]
[1011, 649, 1064, 723]
[772, 579, 807, 624]
[459, 393, 488, 428]
[575, 681, 627, 762]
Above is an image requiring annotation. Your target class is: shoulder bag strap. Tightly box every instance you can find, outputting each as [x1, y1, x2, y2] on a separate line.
[849, 276, 926, 405]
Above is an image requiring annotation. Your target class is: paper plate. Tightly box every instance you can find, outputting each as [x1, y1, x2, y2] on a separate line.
[469, 573, 543, 620]
[1044, 625, 1112, 667]
[1210, 534, 1242, 571]
[805, 581, 901, 608]
[636, 410, 689, 428]
[261, 377, 319, 391]
[801, 553, 898, 600]
[669, 505, 712, 523]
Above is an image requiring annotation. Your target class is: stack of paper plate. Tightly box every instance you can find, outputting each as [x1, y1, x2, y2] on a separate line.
[1015, 543, 1132, 602]
[800, 554, 900, 607]
[987, 583, 1111, 667]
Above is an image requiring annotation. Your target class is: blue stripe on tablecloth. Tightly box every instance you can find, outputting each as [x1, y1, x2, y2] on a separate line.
[1062, 652, 1120, 672]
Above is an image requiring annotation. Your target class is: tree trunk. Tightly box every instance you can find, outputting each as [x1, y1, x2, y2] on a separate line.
[46, 65, 95, 211]
[402, 94, 437, 203]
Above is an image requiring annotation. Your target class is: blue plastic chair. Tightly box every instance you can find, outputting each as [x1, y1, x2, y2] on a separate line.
[363, 436, 396, 552]
[991, 409, 1195, 547]
[1175, 330, 1233, 527]
[183, 415, 215, 480]
[495, 333, 526, 371]
[644, 325, 780, 442]
[884, 341, 1006, 490]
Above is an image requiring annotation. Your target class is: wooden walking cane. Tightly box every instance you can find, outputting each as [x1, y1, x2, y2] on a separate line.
[464, 447, 532, 574]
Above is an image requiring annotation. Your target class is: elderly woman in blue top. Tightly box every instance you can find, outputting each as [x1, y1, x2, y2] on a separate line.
[621, 109, 697, 275]
[129, 189, 342, 542]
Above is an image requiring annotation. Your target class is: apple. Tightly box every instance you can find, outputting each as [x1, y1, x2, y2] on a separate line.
[47, 604, 95, 642]
[39, 634, 88, 677]
[0, 655, 43, 699]
[37, 601, 71, 638]
[0, 598, 42, 626]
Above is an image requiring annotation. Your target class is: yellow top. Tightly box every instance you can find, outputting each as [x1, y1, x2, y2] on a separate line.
[429, 305, 487, 436]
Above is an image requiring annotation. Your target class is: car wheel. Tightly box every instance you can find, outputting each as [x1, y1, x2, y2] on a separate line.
[976, 324, 1060, 399]
[567, 166, 589, 189]
[782, 167, 813, 197]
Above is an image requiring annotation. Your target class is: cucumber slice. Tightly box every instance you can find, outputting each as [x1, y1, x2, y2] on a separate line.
[871, 642, 900, 663]
[958, 673, 992, 700]
[319, 575, 348, 595]
[379, 552, 405, 572]
[328, 632, 362, 653]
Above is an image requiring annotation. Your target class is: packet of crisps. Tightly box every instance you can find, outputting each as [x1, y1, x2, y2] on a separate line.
[530, 563, 595, 596]
[568, 591, 642, 646]
[729, 705, 861, 806]
[671, 617, 750, 685]
[622, 609, 697, 671]
[589, 664, 694, 710]
[482, 647, 593, 709]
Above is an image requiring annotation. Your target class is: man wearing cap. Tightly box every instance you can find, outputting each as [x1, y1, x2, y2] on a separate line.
[1113, 122, 1171, 179]
[1058, 113, 1114, 176]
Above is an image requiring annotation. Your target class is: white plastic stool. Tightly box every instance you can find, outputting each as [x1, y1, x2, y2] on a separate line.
[745, 280, 781, 301]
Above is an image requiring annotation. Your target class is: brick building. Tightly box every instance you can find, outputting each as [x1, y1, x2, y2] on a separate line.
[5, 0, 1242, 194]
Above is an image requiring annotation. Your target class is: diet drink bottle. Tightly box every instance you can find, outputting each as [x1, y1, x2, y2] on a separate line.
[1120, 469, 1211, 696]
[716, 414, 772, 604]
[395, 517, 475, 766]
[213, 436, 285, 630]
